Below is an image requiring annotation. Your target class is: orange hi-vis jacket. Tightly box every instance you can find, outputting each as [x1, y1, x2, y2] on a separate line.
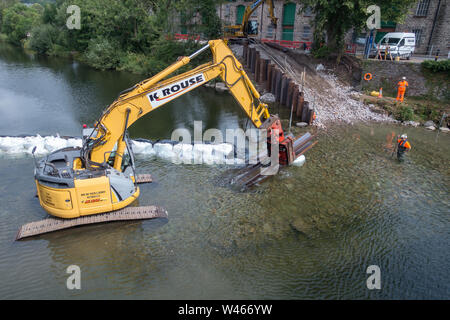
[397, 138, 411, 151]
[398, 80, 409, 92]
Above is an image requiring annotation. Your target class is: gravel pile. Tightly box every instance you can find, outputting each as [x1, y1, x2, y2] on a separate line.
[302, 67, 396, 129]
[230, 44, 396, 129]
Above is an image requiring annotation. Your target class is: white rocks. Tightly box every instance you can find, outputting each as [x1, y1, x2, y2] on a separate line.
[296, 122, 308, 128]
[215, 82, 229, 93]
[300, 71, 395, 129]
[316, 64, 325, 71]
[439, 127, 450, 133]
[292, 155, 306, 167]
[423, 120, 436, 128]
[425, 126, 436, 131]
[260, 93, 276, 103]
[403, 121, 420, 127]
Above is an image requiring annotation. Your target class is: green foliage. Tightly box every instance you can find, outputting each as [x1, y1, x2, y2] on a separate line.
[396, 105, 414, 121]
[0, 0, 18, 33]
[1, 3, 42, 44]
[42, 2, 57, 24]
[422, 60, 450, 74]
[312, 45, 332, 59]
[174, 0, 222, 38]
[28, 24, 57, 54]
[83, 37, 121, 70]
[48, 43, 71, 57]
[0, 0, 221, 74]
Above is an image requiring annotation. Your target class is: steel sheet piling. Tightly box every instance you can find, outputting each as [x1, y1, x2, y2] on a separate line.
[291, 85, 299, 114]
[280, 76, 289, 106]
[296, 92, 304, 118]
[267, 64, 274, 92]
[251, 48, 257, 74]
[243, 42, 248, 64]
[275, 70, 282, 102]
[302, 101, 309, 122]
[255, 52, 260, 82]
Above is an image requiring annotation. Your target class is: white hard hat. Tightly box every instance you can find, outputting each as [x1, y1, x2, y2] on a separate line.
[401, 134, 407, 139]
[402, 77, 406, 80]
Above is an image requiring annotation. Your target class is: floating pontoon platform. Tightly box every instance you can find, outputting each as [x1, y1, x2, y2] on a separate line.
[16, 205, 168, 240]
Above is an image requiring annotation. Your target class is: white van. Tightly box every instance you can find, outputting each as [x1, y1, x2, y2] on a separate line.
[372, 32, 416, 60]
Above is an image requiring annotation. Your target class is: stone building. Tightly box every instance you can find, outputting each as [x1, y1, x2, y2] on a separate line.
[396, 0, 449, 55]
[214, 1, 448, 55]
[216, 1, 314, 46]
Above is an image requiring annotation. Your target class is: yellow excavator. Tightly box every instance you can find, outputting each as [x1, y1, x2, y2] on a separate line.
[33, 40, 311, 220]
[224, 0, 277, 39]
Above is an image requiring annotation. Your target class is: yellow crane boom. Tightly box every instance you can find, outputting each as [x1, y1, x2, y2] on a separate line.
[88, 40, 271, 171]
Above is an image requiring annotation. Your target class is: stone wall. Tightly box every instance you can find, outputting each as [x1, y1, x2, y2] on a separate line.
[361, 60, 449, 101]
[396, 0, 449, 56]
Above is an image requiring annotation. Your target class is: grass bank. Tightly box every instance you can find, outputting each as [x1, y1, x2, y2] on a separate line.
[361, 93, 449, 125]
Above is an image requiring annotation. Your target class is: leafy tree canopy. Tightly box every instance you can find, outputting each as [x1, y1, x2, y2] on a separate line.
[300, 0, 417, 58]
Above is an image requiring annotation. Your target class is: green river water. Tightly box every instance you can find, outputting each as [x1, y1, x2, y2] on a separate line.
[0, 43, 449, 299]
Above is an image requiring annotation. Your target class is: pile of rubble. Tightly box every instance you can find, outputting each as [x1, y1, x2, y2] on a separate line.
[231, 44, 396, 130]
[303, 68, 396, 129]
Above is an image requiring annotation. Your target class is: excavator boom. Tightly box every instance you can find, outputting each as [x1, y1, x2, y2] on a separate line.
[224, 0, 278, 39]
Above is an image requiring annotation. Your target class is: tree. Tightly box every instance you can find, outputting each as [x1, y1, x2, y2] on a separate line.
[0, 0, 18, 33]
[1, 3, 42, 44]
[173, 0, 222, 38]
[300, 0, 417, 60]
[28, 23, 58, 54]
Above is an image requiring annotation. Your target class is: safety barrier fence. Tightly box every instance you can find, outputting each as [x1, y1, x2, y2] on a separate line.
[173, 33, 201, 41]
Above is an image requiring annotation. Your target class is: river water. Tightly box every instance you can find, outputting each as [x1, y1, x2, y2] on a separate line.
[0, 44, 449, 299]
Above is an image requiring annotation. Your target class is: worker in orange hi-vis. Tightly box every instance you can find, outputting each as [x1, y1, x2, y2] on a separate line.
[396, 134, 411, 162]
[396, 76, 409, 102]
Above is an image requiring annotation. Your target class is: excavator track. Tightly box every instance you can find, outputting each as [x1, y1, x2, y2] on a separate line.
[16, 205, 168, 240]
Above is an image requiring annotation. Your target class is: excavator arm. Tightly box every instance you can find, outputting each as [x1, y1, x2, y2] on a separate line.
[86, 40, 271, 171]
[225, 0, 278, 38]
[242, 0, 277, 27]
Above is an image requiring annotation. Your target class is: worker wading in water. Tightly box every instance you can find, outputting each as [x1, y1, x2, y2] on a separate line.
[397, 134, 411, 162]
[396, 77, 408, 102]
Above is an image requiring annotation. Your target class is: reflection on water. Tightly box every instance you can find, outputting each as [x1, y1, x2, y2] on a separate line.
[0, 43, 449, 299]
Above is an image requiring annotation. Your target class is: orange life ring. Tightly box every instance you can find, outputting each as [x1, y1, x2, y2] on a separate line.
[364, 73, 372, 81]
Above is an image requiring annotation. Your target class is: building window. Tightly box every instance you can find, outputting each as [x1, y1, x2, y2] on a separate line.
[266, 24, 275, 39]
[302, 25, 311, 39]
[413, 29, 423, 45]
[415, 0, 430, 17]
[304, 6, 313, 17]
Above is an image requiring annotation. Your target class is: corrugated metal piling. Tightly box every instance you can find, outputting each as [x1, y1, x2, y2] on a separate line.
[243, 42, 315, 125]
